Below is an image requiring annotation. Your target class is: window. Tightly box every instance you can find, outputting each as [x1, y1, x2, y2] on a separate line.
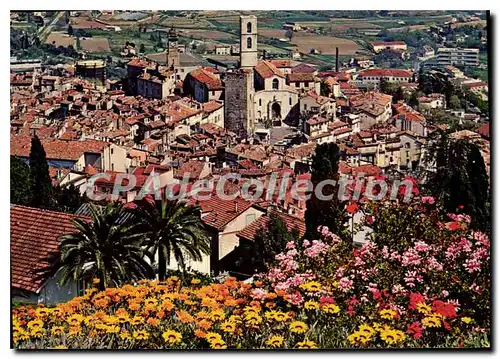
[295, 82, 299, 87]
[77, 278, 86, 296]
[247, 37, 252, 49]
[289, 97, 292, 105]
[304, 104, 307, 111]
[304, 82, 309, 87]
[246, 213, 256, 225]
[212, 90, 215, 96]
[180, 69, 184, 73]
[259, 99, 262, 106]
[110, 148, 114, 155]
[272, 78, 279, 89]
[111, 163, 114, 171]
[247, 22, 252, 33]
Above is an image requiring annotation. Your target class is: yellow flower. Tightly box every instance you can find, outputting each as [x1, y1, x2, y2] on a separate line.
[210, 338, 227, 349]
[300, 281, 322, 292]
[162, 330, 182, 344]
[120, 331, 132, 341]
[304, 301, 319, 310]
[348, 331, 361, 345]
[17, 330, 30, 342]
[191, 278, 201, 285]
[289, 321, 308, 334]
[117, 313, 130, 324]
[416, 302, 432, 314]
[35, 307, 50, 319]
[133, 330, 150, 340]
[27, 319, 44, 331]
[228, 315, 242, 324]
[130, 316, 145, 326]
[245, 313, 263, 326]
[296, 340, 317, 349]
[205, 332, 222, 343]
[210, 309, 226, 322]
[106, 325, 120, 334]
[67, 314, 84, 327]
[380, 329, 405, 344]
[322, 303, 340, 314]
[93, 278, 100, 285]
[30, 328, 46, 338]
[266, 335, 284, 348]
[54, 345, 67, 349]
[243, 306, 260, 316]
[461, 317, 472, 324]
[144, 297, 158, 307]
[379, 309, 397, 320]
[273, 311, 290, 322]
[358, 324, 375, 337]
[50, 326, 66, 336]
[220, 320, 236, 333]
[422, 315, 441, 328]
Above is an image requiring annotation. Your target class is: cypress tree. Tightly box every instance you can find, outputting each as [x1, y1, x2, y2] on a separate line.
[10, 156, 31, 205]
[29, 135, 54, 209]
[304, 143, 349, 240]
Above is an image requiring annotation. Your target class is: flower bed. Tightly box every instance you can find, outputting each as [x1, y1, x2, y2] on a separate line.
[12, 199, 490, 349]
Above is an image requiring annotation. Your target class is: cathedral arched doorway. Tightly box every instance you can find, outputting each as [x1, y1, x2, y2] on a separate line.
[271, 102, 281, 119]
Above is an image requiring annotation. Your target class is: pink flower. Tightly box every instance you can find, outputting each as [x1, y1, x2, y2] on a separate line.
[302, 239, 310, 248]
[339, 277, 354, 293]
[421, 196, 436, 205]
[366, 215, 375, 225]
[251, 288, 268, 300]
[285, 241, 295, 249]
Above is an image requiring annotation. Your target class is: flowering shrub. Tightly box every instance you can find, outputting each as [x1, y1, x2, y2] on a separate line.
[12, 198, 490, 349]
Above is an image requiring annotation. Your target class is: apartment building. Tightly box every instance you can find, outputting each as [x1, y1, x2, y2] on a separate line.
[436, 47, 480, 67]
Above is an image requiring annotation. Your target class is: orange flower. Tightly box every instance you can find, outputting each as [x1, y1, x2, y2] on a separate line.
[194, 330, 206, 338]
[177, 310, 194, 324]
[265, 302, 276, 309]
[157, 311, 166, 319]
[146, 317, 160, 327]
[161, 300, 175, 312]
[128, 301, 140, 311]
[197, 319, 212, 330]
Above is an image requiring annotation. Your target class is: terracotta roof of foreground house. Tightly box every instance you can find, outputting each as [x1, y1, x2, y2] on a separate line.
[476, 122, 490, 139]
[11, 205, 88, 293]
[237, 209, 306, 241]
[175, 160, 208, 180]
[193, 196, 254, 231]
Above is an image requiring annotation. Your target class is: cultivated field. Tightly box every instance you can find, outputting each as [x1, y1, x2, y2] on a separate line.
[259, 28, 287, 38]
[289, 33, 360, 55]
[45, 32, 76, 47]
[451, 20, 486, 29]
[70, 17, 108, 30]
[180, 29, 233, 40]
[160, 17, 214, 28]
[80, 37, 110, 52]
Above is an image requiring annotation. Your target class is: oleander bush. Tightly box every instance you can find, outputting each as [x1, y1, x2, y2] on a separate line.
[12, 197, 490, 349]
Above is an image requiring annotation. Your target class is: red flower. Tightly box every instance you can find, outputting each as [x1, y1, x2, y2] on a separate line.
[443, 320, 452, 331]
[446, 222, 461, 231]
[409, 292, 425, 310]
[347, 202, 358, 214]
[458, 204, 464, 209]
[432, 300, 457, 318]
[347, 305, 356, 316]
[406, 321, 423, 339]
[319, 297, 335, 305]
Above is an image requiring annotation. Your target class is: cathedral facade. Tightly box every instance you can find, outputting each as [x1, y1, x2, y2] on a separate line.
[224, 15, 313, 138]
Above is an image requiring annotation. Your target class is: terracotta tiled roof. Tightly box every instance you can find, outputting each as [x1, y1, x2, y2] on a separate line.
[175, 160, 208, 180]
[202, 100, 223, 114]
[287, 73, 315, 82]
[11, 205, 88, 293]
[476, 122, 490, 139]
[189, 68, 223, 90]
[358, 68, 412, 78]
[291, 63, 316, 74]
[372, 41, 407, 47]
[11, 135, 108, 161]
[352, 164, 382, 177]
[237, 210, 305, 241]
[269, 59, 293, 68]
[254, 60, 284, 79]
[194, 197, 254, 231]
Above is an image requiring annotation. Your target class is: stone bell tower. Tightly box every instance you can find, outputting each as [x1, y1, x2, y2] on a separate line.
[166, 27, 180, 69]
[239, 15, 258, 69]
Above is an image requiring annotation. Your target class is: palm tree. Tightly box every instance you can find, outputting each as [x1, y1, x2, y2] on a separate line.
[133, 198, 211, 281]
[47, 203, 155, 291]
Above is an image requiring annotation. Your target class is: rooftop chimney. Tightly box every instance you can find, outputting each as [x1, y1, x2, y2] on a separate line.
[234, 200, 238, 213]
[335, 47, 339, 72]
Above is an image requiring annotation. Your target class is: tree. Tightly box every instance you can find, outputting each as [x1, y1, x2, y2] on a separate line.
[53, 184, 85, 213]
[408, 91, 419, 108]
[133, 199, 210, 280]
[424, 130, 490, 232]
[139, 43, 146, 54]
[29, 135, 54, 209]
[45, 203, 154, 291]
[320, 81, 331, 97]
[67, 24, 73, 36]
[11, 156, 31, 205]
[285, 29, 293, 41]
[252, 211, 301, 271]
[449, 94, 461, 110]
[304, 143, 349, 240]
